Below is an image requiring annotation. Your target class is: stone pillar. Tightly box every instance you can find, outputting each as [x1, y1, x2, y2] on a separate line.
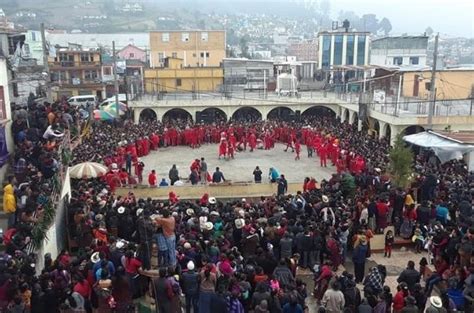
[389, 124, 400, 146]
[378, 121, 387, 140]
[357, 119, 362, 132]
[133, 108, 141, 124]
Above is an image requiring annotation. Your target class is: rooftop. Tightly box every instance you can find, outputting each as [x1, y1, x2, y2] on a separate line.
[432, 131, 474, 144]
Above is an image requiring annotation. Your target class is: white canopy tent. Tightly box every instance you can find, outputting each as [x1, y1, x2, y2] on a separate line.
[403, 131, 474, 165]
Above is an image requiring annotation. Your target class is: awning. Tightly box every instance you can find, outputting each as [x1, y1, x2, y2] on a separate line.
[403, 131, 474, 163]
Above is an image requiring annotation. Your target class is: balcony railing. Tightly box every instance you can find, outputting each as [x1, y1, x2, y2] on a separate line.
[50, 61, 101, 68]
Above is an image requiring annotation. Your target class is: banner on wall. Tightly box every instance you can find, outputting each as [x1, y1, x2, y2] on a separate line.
[0, 126, 9, 167]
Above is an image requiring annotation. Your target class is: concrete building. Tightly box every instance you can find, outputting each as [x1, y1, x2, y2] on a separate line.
[222, 58, 275, 93]
[117, 44, 147, 63]
[46, 32, 149, 50]
[149, 30, 226, 68]
[401, 68, 474, 100]
[23, 30, 43, 64]
[371, 36, 429, 67]
[318, 30, 370, 69]
[48, 46, 104, 100]
[144, 57, 223, 94]
[287, 39, 318, 61]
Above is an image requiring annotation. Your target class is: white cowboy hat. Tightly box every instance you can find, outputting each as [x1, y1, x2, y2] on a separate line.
[136, 208, 144, 216]
[115, 240, 126, 249]
[90, 252, 100, 264]
[204, 222, 214, 231]
[208, 197, 217, 204]
[238, 209, 245, 217]
[429, 296, 442, 308]
[94, 214, 104, 222]
[322, 195, 329, 203]
[375, 168, 381, 173]
[210, 211, 220, 217]
[111, 163, 118, 169]
[117, 206, 126, 214]
[186, 208, 195, 216]
[187, 261, 195, 271]
[183, 242, 192, 249]
[234, 218, 245, 229]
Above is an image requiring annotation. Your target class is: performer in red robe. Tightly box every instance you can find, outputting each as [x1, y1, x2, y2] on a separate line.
[228, 143, 235, 159]
[319, 143, 328, 167]
[219, 140, 227, 159]
[336, 157, 346, 174]
[294, 140, 301, 160]
[248, 132, 257, 152]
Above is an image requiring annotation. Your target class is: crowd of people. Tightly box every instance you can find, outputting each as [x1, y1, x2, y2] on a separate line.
[1, 98, 473, 313]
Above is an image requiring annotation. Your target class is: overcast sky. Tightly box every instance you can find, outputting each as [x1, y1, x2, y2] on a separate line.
[329, 0, 474, 37]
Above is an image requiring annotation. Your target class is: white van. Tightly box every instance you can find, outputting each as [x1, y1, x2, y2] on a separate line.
[99, 94, 127, 107]
[67, 95, 97, 107]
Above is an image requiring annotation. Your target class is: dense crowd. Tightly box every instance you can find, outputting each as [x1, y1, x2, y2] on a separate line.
[1, 99, 473, 313]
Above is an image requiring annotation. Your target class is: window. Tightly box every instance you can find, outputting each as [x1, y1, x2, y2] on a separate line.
[346, 35, 355, 65]
[425, 82, 431, 91]
[333, 35, 343, 65]
[23, 44, 30, 55]
[393, 57, 403, 65]
[103, 67, 112, 75]
[31, 31, 36, 41]
[162, 33, 170, 42]
[356, 36, 366, 65]
[158, 52, 164, 63]
[80, 53, 90, 62]
[176, 78, 182, 86]
[321, 35, 331, 68]
[201, 32, 208, 41]
[205, 52, 209, 58]
[192, 53, 196, 57]
[129, 53, 135, 58]
[84, 70, 98, 80]
[200, 52, 204, 58]
[410, 57, 419, 65]
[172, 52, 177, 58]
[181, 32, 190, 42]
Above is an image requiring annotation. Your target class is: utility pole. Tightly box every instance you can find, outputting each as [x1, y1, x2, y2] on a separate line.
[112, 41, 120, 118]
[427, 33, 439, 129]
[40, 23, 52, 102]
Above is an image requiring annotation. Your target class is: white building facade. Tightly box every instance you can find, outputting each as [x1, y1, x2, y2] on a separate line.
[370, 36, 429, 67]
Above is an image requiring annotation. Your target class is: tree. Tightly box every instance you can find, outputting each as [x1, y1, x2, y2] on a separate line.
[389, 134, 414, 188]
[378, 17, 392, 36]
[361, 14, 379, 33]
[425, 26, 434, 36]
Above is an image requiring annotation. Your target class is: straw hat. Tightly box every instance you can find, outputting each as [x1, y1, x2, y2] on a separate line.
[90, 252, 100, 263]
[209, 197, 217, 204]
[136, 208, 144, 216]
[117, 206, 126, 214]
[234, 218, 245, 229]
[204, 222, 214, 231]
[187, 261, 195, 271]
[183, 242, 192, 249]
[210, 211, 220, 217]
[115, 240, 126, 249]
[94, 214, 104, 222]
[186, 208, 195, 216]
[322, 195, 329, 203]
[429, 296, 442, 308]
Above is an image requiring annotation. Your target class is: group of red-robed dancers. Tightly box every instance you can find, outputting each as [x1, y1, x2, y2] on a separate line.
[97, 122, 367, 190]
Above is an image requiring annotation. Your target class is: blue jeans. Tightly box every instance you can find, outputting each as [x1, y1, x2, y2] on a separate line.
[185, 294, 199, 313]
[7, 212, 16, 229]
[165, 234, 176, 267]
[154, 233, 169, 266]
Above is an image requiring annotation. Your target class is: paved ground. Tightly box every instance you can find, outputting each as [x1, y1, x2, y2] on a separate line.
[140, 143, 335, 184]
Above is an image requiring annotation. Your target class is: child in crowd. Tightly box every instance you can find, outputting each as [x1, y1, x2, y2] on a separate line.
[384, 230, 394, 258]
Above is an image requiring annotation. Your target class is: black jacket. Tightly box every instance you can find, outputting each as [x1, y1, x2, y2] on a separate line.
[181, 270, 200, 295]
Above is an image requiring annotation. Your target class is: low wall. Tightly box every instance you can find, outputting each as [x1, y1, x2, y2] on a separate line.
[115, 182, 303, 200]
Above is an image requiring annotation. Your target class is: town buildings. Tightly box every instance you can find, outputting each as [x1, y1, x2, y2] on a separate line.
[370, 36, 429, 67]
[48, 46, 104, 100]
[149, 30, 226, 68]
[318, 30, 371, 69]
[144, 57, 223, 94]
[287, 39, 318, 61]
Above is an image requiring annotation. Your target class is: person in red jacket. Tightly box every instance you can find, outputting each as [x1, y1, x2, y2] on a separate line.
[336, 157, 345, 174]
[392, 282, 409, 313]
[148, 170, 157, 187]
[227, 143, 235, 159]
[376, 198, 390, 232]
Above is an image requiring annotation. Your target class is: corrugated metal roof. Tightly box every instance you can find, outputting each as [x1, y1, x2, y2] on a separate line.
[46, 33, 149, 50]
